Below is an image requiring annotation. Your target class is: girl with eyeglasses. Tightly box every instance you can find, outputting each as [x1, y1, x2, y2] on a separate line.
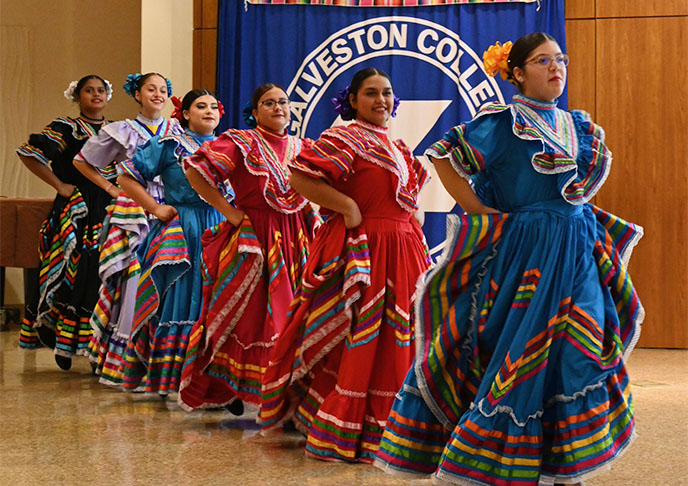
[374, 32, 643, 486]
[17, 75, 112, 371]
[259, 67, 431, 463]
[179, 83, 321, 413]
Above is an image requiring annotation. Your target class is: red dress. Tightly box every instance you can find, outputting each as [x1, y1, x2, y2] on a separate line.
[178, 126, 320, 410]
[259, 119, 431, 463]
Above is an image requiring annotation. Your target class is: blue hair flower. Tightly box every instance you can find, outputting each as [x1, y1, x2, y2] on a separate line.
[331, 85, 354, 121]
[242, 101, 257, 128]
[122, 73, 173, 99]
[123, 73, 142, 99]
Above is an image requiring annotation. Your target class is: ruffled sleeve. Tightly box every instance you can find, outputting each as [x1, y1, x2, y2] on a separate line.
[424, 106, 508, 181]
[76, 121, 131, 168]
[291, 127, 355, 185]
[562, 110, 611, 204]
[118, 137, 166, 186]
[17, 117, 80, 166]
[396, 138, 429, 192]
[183, 131, 241, 189]
[507, 106, 612, 206]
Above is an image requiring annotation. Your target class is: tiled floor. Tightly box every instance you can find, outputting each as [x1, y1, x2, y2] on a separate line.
[0, 327, 686, 485]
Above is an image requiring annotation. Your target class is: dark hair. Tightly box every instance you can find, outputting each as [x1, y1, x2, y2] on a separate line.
[345, 67, 393, 121]
[507, 32, 556, 89]
[137, 72, 167, 92]
[75, 75, 107, 97]
[251, 83, 287, 109]
[179, 89, 218, 128]
[123, 72, 172, 101]
[350, 68, 391, 97]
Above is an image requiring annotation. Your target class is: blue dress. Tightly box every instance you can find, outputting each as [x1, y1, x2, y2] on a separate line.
[117, 129, 229, 395]
[375, 95, 644, 485]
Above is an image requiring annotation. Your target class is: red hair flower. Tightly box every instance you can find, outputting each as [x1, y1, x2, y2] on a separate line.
[170, 96, 184, 122]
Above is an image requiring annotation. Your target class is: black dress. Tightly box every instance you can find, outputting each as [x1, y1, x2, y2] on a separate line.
[17, 115, 113, 365]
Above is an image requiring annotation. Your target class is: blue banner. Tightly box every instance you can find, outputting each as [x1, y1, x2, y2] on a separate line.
[217, 1, 566, 258]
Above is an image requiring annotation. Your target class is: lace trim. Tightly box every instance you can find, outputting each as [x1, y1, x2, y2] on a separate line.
[227, 129, 309, 214]
[327, 125, 417, 213]
[413, 214, 500, 430]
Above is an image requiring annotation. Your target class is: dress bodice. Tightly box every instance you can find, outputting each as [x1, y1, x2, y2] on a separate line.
[426, 94, 610, 213]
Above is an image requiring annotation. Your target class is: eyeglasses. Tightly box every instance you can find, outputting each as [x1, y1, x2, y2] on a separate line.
[525, 54, 570, 68]
[259, 98, 289, 109]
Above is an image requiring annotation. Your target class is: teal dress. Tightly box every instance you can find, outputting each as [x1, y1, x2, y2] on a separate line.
[118, 129, 230, 395]
[375, 95, 644, 485]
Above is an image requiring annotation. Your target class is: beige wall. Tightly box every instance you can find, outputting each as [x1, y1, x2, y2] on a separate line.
[0, 0, 193, 306]
[142, 0, 193, 117]
[0, 0, 141, 201]
[566, 0, 688, 348]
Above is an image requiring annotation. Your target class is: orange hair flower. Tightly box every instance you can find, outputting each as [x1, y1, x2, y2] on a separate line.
[482, 41, 513, 81]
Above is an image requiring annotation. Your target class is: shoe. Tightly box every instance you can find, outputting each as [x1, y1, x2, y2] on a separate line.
[55, 354, 72, 371]
[36, 326, 56, 349]
[226, 400, 244, 416]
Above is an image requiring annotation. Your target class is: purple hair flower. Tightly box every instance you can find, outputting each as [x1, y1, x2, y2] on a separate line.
[391, 94, 401, 118]
[331, 85, 355, 121]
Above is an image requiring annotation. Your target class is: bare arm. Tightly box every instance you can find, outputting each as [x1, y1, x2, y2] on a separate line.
[290, 170, 361, 228]
[184, 167, 244, 226]
[117, 174, 177, 222]
[19, 154, 75, 198]
[431, 157, 500, 214]
[74, 159, 120, 198]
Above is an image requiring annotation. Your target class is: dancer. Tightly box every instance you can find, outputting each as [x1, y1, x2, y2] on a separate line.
[17, 75, 113, 370]
[259, 68, 431, 463]
[116, 89, 228, 395]
[74, 72, 180, 385]
[375, 33, 643, 486]
[179, 82, 321, 412]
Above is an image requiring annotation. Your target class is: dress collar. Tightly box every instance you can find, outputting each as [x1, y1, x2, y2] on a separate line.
[256, 125, 288, 141]
[513, 94, 558, 112]
[136, 113, 163, 125]
[354, 118, 388, 135]
[78, 113, 105, 124]
[185, 128, 214, 144]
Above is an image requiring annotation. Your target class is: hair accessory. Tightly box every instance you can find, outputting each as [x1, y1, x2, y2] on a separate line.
[170, 96, 184, 122]
[123, 73, 173, 99]
[63, 81, 79, 102]
[242, 101, 257, 128]
[482, 41, 513, 81]
[391, 94, 401, 118]
[217, 100, 225, 118]
[123, 73, 142, 99]
[103, 79, 113, 100]
[331, 85, 354, 120]
[64, 78, 114, 102]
